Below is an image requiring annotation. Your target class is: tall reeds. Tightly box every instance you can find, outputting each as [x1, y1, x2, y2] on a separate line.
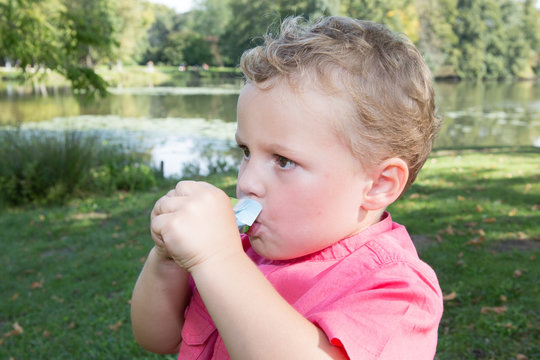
[0, 130, 159, 206]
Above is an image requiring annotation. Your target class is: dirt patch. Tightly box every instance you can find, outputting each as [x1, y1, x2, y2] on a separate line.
[40, 247, 74, 259]
[490, 239, 540, 253]
[411, 234, 438, 253]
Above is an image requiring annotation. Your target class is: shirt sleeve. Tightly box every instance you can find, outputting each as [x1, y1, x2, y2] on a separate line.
[307, 261, 443, 360]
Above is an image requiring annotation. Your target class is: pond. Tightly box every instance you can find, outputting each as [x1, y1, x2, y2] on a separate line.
[0, 78, 539, 177]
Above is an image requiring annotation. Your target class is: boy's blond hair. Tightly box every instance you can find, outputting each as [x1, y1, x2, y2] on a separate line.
[240, 16, 441, 192]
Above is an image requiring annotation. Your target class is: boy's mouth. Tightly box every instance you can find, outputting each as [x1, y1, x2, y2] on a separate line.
[246, 221, 261, 237]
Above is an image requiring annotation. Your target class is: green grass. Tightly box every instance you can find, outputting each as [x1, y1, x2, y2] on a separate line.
[0, 148, 538, 359]
[390, 147, 540, 360]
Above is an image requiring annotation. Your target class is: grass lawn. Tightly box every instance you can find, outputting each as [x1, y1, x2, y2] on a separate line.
[1, 148, 538, 359]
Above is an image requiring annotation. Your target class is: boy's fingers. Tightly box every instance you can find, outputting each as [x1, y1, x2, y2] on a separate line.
[152, 195, 184, 218]
[150, 212, 175, 243]
[175, 180, 198, 196]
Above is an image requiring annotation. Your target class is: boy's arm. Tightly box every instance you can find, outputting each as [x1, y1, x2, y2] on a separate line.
[130, 246, 191, 354]
[191, 252, 348, 360]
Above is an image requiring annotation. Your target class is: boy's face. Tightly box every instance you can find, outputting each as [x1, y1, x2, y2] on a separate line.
[236, 81, 375, 260]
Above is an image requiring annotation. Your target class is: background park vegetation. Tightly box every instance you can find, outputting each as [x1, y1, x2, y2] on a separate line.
[1, 0, 540, 94]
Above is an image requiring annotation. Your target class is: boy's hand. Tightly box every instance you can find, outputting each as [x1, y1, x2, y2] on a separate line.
[150, 181, 241, 272]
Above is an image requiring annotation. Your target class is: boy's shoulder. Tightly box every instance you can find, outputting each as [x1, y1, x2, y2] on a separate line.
[336, 216, 438, 281]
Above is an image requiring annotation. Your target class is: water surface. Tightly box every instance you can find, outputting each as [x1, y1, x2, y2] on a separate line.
[1, 80, 538, 177]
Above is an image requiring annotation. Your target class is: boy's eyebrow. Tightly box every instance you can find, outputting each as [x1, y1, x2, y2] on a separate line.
[235, 131, 299, 155]
[263, 142, 296, 155]
[234, 130, 298, 155]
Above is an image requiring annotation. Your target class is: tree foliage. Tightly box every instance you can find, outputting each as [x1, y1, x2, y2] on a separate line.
[417, 0, 459, 75]
[218, 0, 279, 66]
[0, 0, 117, 94]
[193, 0, 540, 79]
[189, 0, 232, 38]
[112, 0, 155, 65]
[1, 0, 539, 93]
[445, 0, 538, 79]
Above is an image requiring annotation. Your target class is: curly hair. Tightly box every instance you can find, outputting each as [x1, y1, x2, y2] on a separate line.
[240, 16, 441, 192]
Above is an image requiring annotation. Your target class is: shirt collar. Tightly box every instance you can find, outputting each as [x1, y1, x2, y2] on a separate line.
[258, 212, 393, 264]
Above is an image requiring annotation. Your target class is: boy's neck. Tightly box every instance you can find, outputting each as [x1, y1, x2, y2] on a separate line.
[355, 208, 387, 235]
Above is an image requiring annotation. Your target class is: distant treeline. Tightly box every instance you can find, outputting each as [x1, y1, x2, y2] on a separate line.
[1, 0, 539, 92]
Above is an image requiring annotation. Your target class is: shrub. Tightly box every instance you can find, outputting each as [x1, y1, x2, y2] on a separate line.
[0, 130, 160, 206]
[86, 142, 158, 193]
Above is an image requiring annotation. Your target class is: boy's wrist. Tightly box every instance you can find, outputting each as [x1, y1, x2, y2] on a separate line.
[188, 248, 248, 279]
[148, 246, 185, 273]
[150, 246, 172, 261]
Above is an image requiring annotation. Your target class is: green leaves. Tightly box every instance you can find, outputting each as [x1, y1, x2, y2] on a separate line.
[0, 0, 117, 95]
[2, 0, 539, 92]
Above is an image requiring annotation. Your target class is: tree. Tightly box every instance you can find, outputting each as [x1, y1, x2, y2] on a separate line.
[277, 0, 341, 18]
[502, 0, 532, 78]
[0, 0, 64, 72]
[180, 30, 214, 65]
[141, 4, 186, 65]
[0, 0, 118, 95]
[161, 30, 186, 65]
[417, 0, 459, 76]
[112, 0, 155, 66]
[342, 0, 410, 28]
[219, 0, 279, 66]
[218, 0, 342, 66]
[521, 0, 540, 75]
[450, 0, 536, 80]
[62, 0, 117, 67]
[452, 0, 488, 79]
[479, 0, 507, 79]
[181, 0, 232, 65]
[189, 0, 232, 38]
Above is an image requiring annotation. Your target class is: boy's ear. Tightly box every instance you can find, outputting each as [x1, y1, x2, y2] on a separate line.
[361, 158, 409, 211]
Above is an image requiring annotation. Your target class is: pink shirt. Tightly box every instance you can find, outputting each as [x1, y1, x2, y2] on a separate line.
[178, 212, 443, 359]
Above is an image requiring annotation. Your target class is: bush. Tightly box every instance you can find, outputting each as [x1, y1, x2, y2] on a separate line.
[0, 130, 160, 206]
[86, 142, 158, 193]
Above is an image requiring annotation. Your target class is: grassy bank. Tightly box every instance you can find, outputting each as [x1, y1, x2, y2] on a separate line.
[0, 148, 538, 359]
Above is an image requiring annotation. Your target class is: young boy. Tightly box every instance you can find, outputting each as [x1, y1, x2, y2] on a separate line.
[131, 16, 443, 359]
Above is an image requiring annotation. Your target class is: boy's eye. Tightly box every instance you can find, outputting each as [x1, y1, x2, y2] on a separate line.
[238, 145, 250, 159]
[275, 155, 296, 170]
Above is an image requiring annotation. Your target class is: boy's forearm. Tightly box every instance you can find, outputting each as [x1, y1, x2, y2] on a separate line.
[131, 247, 191, 354]
[191, 252, 347, 360]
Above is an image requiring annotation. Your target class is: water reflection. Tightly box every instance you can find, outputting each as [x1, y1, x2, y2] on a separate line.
[0, 86, 240, 125]
[433, 81, 540, 148]
[151, 137, 240, 178]
[435, 107, 538, 148]
[6, 114, 240, 177]
[0, 80, 538, 177]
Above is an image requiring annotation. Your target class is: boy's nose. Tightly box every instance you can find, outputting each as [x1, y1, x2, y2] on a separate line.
[236, 161, 265, 199]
